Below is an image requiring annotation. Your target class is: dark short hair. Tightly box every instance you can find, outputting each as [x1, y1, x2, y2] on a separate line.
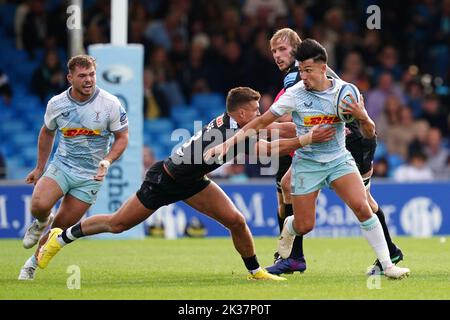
[295, 38, 328, 63]
[67, 54, 96, 72]
[226, 87, 261, 112]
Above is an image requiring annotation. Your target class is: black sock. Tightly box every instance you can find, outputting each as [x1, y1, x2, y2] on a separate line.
[277, 215, 285, 233]
[375, 207, 397, 255]
[60, 222, 85, 245]
[290, 236, 304, 259]
[242, 255, 260, 272]
[284, 204, 293, 217]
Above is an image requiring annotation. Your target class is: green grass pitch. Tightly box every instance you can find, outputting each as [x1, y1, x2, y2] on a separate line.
[1, 237, 449, 300]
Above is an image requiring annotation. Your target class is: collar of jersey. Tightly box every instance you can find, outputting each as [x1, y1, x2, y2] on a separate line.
[66, 86, 100, 106]
[227, 114, 239, 129]
[310, 78, 336, 95]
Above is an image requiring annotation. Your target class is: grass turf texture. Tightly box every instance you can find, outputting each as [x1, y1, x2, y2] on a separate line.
[1, 237, 449, 300]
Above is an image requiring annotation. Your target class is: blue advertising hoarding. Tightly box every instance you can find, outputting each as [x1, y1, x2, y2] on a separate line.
[1, 182, 449, 238]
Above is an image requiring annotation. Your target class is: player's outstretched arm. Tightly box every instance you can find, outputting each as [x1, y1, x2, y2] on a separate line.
[25, 126, 56, 184]
[256, 125, 336, 156]
[204, 110, 279, 163]
[341, 94, 376, 138]
[94, 129, 129, 181]
[267, 122, 296, 139]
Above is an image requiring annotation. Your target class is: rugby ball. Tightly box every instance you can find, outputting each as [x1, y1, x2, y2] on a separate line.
[335, 83, 359, 123]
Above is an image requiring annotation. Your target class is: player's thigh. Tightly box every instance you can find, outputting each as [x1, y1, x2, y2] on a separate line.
[291, 190, 319, 229]
[281, 167, 292, 203]
[31, 176, 64, 212]
[184, 181, 242, 228]
[330, 172, 371, 220]
[52, 193, 92, 229]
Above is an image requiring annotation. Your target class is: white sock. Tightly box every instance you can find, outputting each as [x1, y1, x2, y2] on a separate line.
[286, 216, 301, 236]
[249, 267, 262, 275]
[24, 255, 37, 269]
[360, 215, 392, 270]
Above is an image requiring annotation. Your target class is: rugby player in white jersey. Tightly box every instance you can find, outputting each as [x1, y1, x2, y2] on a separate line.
[18, 55, 129, 280]
[206, 39, 410, 279]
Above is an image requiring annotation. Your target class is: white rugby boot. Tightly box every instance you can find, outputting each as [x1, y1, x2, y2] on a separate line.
[23, 213, 54, 249]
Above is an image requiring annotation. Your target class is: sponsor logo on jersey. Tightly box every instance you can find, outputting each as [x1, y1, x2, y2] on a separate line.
[304, 115, 340, 126]
[120, 112, 127, 125]
[61, 128, 101, 137]
[216, 115, 224, 127]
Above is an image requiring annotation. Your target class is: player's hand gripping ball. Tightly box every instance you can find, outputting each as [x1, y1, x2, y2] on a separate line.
[335, 83, 359, 123]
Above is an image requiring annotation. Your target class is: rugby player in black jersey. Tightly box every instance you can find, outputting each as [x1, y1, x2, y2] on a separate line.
[36, 87, 335, 281]
[264, 29, 403, 275]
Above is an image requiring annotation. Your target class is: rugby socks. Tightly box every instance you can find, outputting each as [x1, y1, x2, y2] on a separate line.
[360, 215, 392, 270]
[290, 236, 304, 260]
[242, 255, 261, 274]
[374, 207, 397, 255]
[286, 215, 301, 236]
[57, 223, 85, 247]
[284, 204, 305, 259]
[277, 215, 284, 233]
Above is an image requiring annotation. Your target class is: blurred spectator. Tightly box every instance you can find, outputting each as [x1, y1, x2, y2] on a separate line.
[362, 30, 382, 67]
[19, 0, 47, 58]
[340, 51, 370, 93]
[0, 152, 6, 179]
[404, 80, 424, 118]
[14, 0, 30, 50]
[143, 68, 170, 119]
[149, 46, 186, 107]
[424, 127, 449, 176]
[220, 41, 249, 95]
[0, 69, 13, 105]
[335, 23, 362, 72]
[31, 50, 66, 102]
[385, 107, 425, 160]
[394, 151, 434, 182]
[373, 157, 390, 178]
[408, 120, 431, 156]
[242, 0, 288, 27]
[375, 95, 403, 143]
[145, 10, 187, 51]
[372, 45, 404, 82]
[85, 0, 111, 45]
[366, 72, 406, 122]
[143, 145, 156, 177]
[248, 31, 282, 95]
[185, 39, 210, 98]
[321, 7, 345, 69]
[419, 94, 449, 137]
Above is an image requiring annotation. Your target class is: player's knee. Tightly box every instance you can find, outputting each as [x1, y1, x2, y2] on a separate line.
[30, 198, 51, 217]
[293, 220, 313, 235]
[226, 212, 246, 231]
[352, 201, 372, 219]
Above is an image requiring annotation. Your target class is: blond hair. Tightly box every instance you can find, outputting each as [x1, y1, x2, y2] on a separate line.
[67, 54, 96, 72]
[270, 28, 302, 52]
